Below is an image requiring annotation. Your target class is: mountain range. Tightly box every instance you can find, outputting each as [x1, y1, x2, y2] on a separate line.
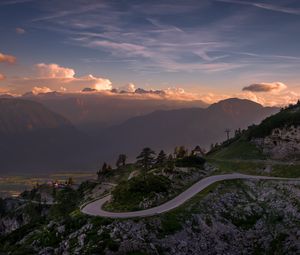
[22, 92, 208, 133]
[99, 98, 279, 160]
[0, 98, 96, 172]
[0, 96, 279, 172]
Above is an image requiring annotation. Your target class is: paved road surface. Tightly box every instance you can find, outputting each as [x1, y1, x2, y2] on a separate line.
[81, 173, 300, 218]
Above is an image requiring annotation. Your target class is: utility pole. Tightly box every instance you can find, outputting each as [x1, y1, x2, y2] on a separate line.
[225, 129, 231, 140]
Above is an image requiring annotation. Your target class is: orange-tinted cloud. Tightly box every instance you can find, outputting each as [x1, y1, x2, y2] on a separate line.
[119, 83, 136, 92]
[242, 82, 287, 92]
[36, 63, 75, 78]
[200, 86, 300, 107]
[32, 86, 53, 95]
[0, 73, 6, 81]
[0, 52, 16, 64]
[10, 63, 112, 93]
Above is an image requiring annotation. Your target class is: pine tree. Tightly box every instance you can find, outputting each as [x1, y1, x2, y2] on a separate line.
[97, 162, 109, 180]
[176, 146, 188, 158]
[67, 177, 74, 185]
[116, 154, 127, 168]
[155, 150, 167, 167]
[136, 147, 156, 171]
[102, 162, 108, 172]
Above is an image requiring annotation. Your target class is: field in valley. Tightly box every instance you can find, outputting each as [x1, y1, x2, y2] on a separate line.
[0, 171, 96, 198]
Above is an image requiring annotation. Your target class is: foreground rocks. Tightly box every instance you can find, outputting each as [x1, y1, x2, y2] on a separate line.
[1, 179, 299, 255]
[253, 125, 300, 160]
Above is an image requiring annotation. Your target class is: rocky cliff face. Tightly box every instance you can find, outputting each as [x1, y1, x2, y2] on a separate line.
[253, 125, 300, 160]
[1, 180, 300, 255]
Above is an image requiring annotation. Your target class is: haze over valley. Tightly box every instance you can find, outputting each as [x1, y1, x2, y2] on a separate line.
[1, 0, 300, 254]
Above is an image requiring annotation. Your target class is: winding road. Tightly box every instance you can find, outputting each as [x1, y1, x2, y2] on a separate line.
[81, 173, 300, 218]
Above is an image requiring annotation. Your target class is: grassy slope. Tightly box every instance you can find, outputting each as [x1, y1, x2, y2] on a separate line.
[207, 103, 300, 178]
[104, 164, 137, 183]
[209, 139, 266, 160]
[248, 103, 300, 138]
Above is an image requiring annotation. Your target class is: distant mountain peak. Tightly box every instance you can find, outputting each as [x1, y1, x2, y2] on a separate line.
[210, 98, 263, 108]
[0, 98, 72, 134]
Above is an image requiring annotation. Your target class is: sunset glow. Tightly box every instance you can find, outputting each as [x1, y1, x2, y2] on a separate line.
[0, 0, 299, 106]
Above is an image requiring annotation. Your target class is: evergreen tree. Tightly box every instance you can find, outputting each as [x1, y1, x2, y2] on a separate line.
[155, 150, 167, 167]
[97, 162, 109, 180]
[67, 177, 74, 186]
[96, 169, 102, 181]
[175, 145, 188, 158]
[136, 147, 156, 171]
[102, 162, 108, 172]
[116, 154, 127, 168]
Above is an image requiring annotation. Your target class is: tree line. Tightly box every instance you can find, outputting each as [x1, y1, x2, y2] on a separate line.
[97, 145, 205, 180]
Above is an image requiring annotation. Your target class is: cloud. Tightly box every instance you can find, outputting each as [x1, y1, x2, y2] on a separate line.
[0, 0, 35, 5]
[9, 63, 112, 93]
[199, 83, 300, 107]
[119, 83, 136, 92]
[89, 40, 151, 58]
[16, 27, 26, 34]
[0, 87, 10, 94]
[236, 90, 300, 107]
[32, 3, 106, 22]
[32, 86, 53, 95]
[0, 73, 6, 81]
[242, 82, 287, 92]
[217, 0, 300, 15]
[36, 63, 75, 78]
[0, 52, 16, 63]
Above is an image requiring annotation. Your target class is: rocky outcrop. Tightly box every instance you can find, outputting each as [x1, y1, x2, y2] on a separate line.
[0, 199, 28, 235]
[3, 179, 299, 255]
[253, 125, 300, 160]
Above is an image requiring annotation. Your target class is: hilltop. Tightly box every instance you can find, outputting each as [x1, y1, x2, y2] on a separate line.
[207, 101, 300, 178]
[209, 100, 300, 160]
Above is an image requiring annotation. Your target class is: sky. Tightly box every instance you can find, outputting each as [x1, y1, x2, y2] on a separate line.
[0, 0, 300, 105]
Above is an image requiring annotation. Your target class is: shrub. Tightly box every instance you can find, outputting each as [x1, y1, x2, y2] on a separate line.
[175, 155, 206, 168]
[249, 108, 300, 138]
[160, 213, 182, 235]
[108, 174, 171, 211]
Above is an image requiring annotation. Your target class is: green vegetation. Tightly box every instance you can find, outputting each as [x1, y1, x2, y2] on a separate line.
[152, 181, 221, 237]
[272, 164, 300, 178]
[136, 147, 156, 171]
[248, 102, 300, 138]
[159, 212, 183, 235]
[207, 158, 300, 178]
[207, 159, 266, 175]
[116, 154, 127, 168]
[155, 150, 167, 168]
[175, 155, 206, 168]
[126, 252, 149, 255]
[103, 163, 137, 183]
[209, 139, 266, 160]
[207, 101, 300, 163]
[105, 174, 171, 211]
[49, 186, 79, 218]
